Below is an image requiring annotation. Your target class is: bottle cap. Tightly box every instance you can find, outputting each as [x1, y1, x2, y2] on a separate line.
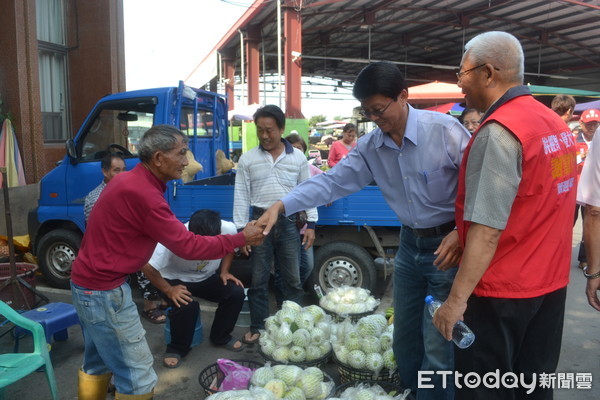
[424, 295, 434, 304]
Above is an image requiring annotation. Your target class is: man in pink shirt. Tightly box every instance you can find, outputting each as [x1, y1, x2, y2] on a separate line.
[71, 124, 264, 400]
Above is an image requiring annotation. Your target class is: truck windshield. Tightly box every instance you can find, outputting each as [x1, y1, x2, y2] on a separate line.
[79, 100, 156, 161]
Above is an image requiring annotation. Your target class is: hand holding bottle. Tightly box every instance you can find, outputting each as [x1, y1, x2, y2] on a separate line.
[426, 295, 475, 349]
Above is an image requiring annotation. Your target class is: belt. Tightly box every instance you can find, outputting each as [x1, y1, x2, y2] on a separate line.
[251, 206, 286, 219]
[403, 220, 456, 238]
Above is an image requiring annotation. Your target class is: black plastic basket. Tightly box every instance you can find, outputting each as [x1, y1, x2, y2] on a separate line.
[258, 346, 332, 369]
[198, 359, 264, 397]
[322, 307, 375, 323]
[333, 380, 415, 399]
[332, 354, 400, 384]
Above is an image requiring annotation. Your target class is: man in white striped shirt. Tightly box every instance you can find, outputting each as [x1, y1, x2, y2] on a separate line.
[233, 105, 318, 344]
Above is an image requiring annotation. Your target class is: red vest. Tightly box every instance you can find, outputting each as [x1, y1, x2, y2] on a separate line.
[455, 94, 576, 298]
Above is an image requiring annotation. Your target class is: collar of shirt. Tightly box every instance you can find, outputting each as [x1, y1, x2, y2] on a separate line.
[259, 138, 294, 154]
[373, 104, 419, 150]
[481, 85, 531, 123]
[132, 163, 167, 193]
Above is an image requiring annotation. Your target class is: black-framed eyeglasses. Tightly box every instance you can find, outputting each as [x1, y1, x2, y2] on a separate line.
[359, 99, 394, 119]
[456, 63, 500, 79]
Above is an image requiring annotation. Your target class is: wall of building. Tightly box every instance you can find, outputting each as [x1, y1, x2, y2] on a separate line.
[0, 0, 125, 179]
[0, 0, 45, 184]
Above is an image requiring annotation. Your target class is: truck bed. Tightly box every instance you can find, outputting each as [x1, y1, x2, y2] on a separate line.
[168, 172, 399, 227]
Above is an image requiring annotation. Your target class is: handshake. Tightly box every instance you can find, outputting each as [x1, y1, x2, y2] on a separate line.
[241, 220, 267, 246]
[240, 201, 292, 249]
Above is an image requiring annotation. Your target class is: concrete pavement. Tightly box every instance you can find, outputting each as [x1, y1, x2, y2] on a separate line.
[0, 221, 598, 399]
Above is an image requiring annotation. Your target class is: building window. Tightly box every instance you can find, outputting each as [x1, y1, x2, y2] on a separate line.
[37, 0, 69, 142]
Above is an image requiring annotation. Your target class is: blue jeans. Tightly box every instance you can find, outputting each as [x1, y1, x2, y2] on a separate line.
[71, 282, 157, 395]
[393, 227, 457, 400]
[273, 234, 314, 306]
[248, 211, 303, 332]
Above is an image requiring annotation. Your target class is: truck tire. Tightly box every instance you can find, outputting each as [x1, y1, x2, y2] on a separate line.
[37, 229, 81, 289]
[312, 241, 377, 293]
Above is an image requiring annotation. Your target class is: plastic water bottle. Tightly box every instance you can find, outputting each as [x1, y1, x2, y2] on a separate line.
[425, 295, 475, 349]
[314, 284, 325, 299]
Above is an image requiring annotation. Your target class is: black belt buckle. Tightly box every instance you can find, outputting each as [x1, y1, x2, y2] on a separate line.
[408, 220, 455, 238]
[251, 206, 287, 220]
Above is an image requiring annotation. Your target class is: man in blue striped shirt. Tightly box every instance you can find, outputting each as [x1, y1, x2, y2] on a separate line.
[234, 105, 318, 345]
[257, 63, 470, 399]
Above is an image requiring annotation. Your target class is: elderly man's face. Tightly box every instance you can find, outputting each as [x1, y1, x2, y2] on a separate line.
[580, 120, 599, 141]
[457, 54, 488, 112]
[155, 135, 189, 182]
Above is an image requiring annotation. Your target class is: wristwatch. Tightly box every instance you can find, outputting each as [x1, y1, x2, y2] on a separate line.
[582, 265, 600, 279]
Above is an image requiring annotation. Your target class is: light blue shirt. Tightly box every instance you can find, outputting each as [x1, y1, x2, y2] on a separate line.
[282, 105, 471, 229]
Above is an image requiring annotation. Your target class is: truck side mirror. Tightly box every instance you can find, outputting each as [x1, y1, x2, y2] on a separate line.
[66, 139, 78, 163]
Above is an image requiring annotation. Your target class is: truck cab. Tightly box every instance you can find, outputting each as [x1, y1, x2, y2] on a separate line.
[28, 82, 229, 288]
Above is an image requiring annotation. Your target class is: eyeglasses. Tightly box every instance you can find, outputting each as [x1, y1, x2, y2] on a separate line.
[456, 64, 500, 80]
[359, 99, 394, 119]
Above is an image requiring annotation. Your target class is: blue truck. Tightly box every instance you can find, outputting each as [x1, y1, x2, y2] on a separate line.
[28, 82, 400, 292]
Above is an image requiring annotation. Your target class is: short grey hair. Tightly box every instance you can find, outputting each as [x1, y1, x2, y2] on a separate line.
[464, 31, 524, 84]
[138, 124, 188, 163]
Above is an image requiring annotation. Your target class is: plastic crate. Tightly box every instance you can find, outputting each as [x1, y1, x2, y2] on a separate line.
[257, 346, 332, 369]
[198, 359, 264, 397]
[333, 380, 414, 399]
[332, 354, 400, 384]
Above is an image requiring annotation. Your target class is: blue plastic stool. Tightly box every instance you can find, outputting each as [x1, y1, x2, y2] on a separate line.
[164, 307, 203, 347]
[13, 302, 81, 352]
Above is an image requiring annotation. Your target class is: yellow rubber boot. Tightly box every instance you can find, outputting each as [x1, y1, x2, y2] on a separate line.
[78, 369, 112, 400]
[115, 390, 154, 399]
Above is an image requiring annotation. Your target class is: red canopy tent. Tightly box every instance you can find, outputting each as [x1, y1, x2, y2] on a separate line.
[407, 81, 465, 104]
[425, 102, 465, 116]
[409, 82, 600, 107]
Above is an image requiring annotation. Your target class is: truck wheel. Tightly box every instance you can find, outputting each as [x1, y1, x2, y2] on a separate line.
[312, 241, 377, 293]
[37, 229, 82, 289]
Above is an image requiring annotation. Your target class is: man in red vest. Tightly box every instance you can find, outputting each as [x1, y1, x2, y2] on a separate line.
[432, 31, 576, 399]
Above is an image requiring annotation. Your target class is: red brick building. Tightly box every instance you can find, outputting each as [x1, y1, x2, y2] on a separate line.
[0, 0, 125, 182]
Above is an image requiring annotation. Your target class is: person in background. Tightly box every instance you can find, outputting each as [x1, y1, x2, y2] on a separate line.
[551, 94, 576, 124]
[575, 109, 600, 270]
[272, 133, 323, 305]
[286, 132, 323, 177]
[327, 123, 357, 168]
[142, 209, 246, 369]
[71, 124, 264, 400]
[256, 62, 470, 399]
[233, 105, 318, 345]
[432, 31, 576, 399]
[577, 123, 600, 311]
[83, 152, 126, 222]
[579, 108, 599, 146]
[459, 108, 484, 134]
